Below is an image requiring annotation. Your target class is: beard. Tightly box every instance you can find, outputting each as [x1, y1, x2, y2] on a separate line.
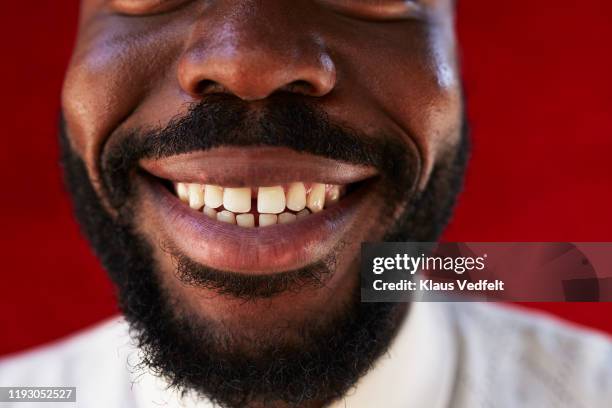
[59, 94, 469, 407]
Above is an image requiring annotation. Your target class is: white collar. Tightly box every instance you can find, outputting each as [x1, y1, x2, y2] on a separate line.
[329, 302, 456, 408]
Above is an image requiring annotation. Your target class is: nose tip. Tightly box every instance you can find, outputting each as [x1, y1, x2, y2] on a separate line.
[177, 46, 336, 101]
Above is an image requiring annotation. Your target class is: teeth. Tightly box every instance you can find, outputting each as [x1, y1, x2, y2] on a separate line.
[257, 186, 286, 214]
[204, 185, 223, 209]
[176, 183, 189, 203]
[176, 181, 343, 227]
[223, 187, 251, 213]
[236, 213, 255, 227]
[217, 210, 236, 224]
[325, 185, 340, 207]
[286, 182, 306, 212]
[278, 212, 297, 224]
[259, 214, 278, 227]
[188, 184, 205, 210]
[307, 183, 326, 213]
[203, 205, 218, 219]
[296, 209, 310, 219]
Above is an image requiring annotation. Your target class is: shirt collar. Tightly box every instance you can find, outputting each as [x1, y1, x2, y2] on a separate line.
[330, 302, 457, 408]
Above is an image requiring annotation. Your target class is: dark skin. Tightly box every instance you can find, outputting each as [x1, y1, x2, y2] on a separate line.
[62, 1, 461, 405]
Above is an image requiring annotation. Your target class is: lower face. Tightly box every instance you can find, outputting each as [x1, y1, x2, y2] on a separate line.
[60, 1, 466, 406]
[59, 103, 468, 407]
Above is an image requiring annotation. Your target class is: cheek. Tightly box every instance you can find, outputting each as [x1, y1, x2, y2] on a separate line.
[379, 40, 462, 188]
[332, 21, 462, 189]
[61, 19, 183, 171]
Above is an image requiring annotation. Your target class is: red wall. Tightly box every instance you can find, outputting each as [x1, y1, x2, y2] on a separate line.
[1, 1, 611, 356]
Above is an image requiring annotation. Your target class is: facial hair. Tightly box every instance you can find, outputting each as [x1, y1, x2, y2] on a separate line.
[60, 94, 469, 407]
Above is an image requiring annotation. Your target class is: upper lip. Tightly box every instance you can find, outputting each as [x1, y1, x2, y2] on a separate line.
[139, 146, 379, 186]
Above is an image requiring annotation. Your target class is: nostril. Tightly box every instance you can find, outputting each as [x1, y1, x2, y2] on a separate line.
[282, 80, 317, 96]
[194, 79, 226, 95]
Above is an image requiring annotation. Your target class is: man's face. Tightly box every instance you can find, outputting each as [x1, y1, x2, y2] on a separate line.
[61, 0, 465, 406]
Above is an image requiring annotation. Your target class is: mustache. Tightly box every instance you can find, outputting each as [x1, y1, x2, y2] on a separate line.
[100, 94, 417, 209]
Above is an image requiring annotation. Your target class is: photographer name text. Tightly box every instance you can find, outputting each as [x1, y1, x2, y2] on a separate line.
[372, 279, 505, 292]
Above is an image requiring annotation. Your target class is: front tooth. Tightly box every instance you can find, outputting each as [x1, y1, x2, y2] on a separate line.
[259, 214, 278, 227]
[325, 185, 340, 207]
[278, 212, 297, 224]
[188, 183, 205, 209]
[296, 209, 310, 219]
[204, 185, 223, 208]
[286, 182, 306, 211]
[236, 213, 255, 228]
[307, 183, 325, 213]
[257, 186, 286, 214]
[203, 206, 218, 219]
[217, 210, 236, 224]
[223, 187, 251, 213]
[176, 182, 189, 203]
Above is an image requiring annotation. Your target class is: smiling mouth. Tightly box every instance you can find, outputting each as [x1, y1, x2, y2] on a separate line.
[136, 147, 380, 274]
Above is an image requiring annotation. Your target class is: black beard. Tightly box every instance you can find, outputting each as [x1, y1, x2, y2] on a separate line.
[59, 95, 469, 408]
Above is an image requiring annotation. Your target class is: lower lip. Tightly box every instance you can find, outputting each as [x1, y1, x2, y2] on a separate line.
[137, 175, 374, 274]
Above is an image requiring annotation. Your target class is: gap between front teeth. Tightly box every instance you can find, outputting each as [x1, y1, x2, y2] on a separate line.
[174, 182, 343, 228]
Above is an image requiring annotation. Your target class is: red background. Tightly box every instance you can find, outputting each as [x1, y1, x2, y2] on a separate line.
[1, 1, 611, 356]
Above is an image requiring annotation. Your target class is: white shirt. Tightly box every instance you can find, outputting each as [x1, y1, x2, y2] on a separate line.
[1, 302, 611, 407]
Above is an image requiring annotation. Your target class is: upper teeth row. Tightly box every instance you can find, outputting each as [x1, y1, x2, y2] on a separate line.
[174, 182, 341, 227]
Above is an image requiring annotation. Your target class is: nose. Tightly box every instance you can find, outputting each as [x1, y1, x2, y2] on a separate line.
[177, 3, 336, 101]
